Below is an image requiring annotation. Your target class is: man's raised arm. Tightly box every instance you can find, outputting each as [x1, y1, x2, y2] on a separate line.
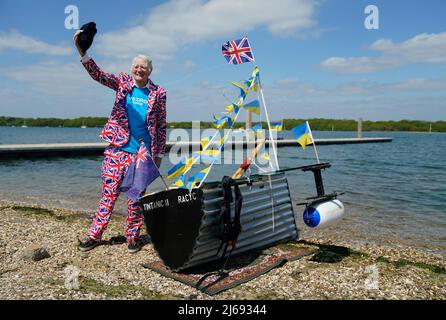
[73, 30, 119, 92]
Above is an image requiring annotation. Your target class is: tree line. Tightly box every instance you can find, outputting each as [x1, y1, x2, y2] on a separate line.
[0, 116, 444, 132]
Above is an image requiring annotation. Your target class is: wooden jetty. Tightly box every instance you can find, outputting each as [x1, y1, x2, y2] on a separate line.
[0, 137, 392, 159]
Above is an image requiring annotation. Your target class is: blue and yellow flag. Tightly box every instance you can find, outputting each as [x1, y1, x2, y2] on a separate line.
[225, 103, 241, 114]
[245, 76, 259, 92]
[243, 100, 261, 115]
[291, 122, 313, 149]
[259, 145, 270, 161]
[200, 135, 213, 149]
[167, 156, 194, 179]
[271, 121, 283, 131]
[200, 134, 227, 151]
[219, 133, 229, 151]
[231, 81, 248, 100]
[252, 66, 260, 78]
[213, 115, 234, 129]
[186, 166, 211, 190]
[250, 123, 262, 132]
[194, 150, 221, 164]
[171, 174, 187, 188]
[247, 67, 260, 90]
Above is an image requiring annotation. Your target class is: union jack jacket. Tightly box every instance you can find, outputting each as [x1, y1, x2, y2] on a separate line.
[81, 57, 167, 158]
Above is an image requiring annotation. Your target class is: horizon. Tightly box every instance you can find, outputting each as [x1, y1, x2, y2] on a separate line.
[1, 115, 445, 123]
[0, 0, 445, 122]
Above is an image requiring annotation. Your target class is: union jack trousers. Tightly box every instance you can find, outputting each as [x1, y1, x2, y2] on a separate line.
[87, 146, 143, 242]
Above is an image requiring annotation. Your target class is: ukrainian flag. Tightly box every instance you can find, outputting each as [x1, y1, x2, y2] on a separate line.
[231, 81, 248, 100]
[291, 122, 313, 149]
[260, 147, 270, 161]
[201, 134, 227, 151]
[194, 150, 221, 164]
[219, 133, 229, 151]
[213, 115, 234, 129]
[243, 100, 261, 115]
[252, 66, 260, 78]
[171, 175, 187, 188]
[187, 166, 211, 190]
[271, 121, 283, 131]
[200, 135, 213, 149]
[167, 157, 194, 179]
[225, 103, 241, 114]
[244, 76, 259, 92]
[250, 123, 262, 132]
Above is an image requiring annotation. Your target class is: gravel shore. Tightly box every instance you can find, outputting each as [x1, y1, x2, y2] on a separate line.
[0, 201, 444, 300]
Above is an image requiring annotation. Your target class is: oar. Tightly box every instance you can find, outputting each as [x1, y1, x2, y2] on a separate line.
[232, 138, 266, 179]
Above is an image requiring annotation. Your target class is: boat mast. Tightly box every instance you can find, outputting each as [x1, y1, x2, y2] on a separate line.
[257, 74, 280, 171]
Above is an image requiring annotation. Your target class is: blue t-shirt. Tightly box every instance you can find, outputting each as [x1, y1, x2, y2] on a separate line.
[120, 87, 151, 154]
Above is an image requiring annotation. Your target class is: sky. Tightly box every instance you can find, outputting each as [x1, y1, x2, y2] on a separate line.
[0, 0, 445, 122]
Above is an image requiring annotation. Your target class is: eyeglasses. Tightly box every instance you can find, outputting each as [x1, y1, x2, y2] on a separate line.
[133, 65, 148, 71]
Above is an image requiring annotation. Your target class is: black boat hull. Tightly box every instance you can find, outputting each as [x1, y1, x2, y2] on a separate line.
[140, 172, 298, 271]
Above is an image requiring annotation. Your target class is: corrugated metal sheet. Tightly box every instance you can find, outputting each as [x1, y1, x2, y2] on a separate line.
[181, 172, 298, 270]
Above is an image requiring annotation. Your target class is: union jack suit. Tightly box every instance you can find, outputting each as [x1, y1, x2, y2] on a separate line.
[82, 57, 167, 157]
[87, 146, 143, 241]
[81, 56, 167, 242]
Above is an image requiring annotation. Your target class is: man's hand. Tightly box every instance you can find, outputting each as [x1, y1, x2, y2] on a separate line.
[154, 157, 162, 168]
[73, 30, 86, 57]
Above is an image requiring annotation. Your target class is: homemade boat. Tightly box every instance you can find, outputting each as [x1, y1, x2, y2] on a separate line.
[140, 162, 343, 271]
[140, 58, 344, 272]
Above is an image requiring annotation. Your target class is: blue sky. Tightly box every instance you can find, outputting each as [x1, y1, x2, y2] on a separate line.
[0, 0, 445, 121]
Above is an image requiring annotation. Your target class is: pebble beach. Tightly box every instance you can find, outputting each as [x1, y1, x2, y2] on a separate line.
[1, 201, 444, 300]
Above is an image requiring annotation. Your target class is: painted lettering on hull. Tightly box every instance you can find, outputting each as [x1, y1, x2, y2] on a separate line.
[143, 198, 170, 211]
[178, 193, 197, 204]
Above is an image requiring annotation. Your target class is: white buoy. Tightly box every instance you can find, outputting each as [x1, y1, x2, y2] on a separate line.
[303, 199, 345, 228]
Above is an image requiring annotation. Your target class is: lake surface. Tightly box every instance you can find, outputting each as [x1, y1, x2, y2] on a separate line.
[1, 127, 445, 254]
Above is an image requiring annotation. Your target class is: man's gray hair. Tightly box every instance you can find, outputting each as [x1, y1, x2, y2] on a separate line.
[132, 54, 153, 74]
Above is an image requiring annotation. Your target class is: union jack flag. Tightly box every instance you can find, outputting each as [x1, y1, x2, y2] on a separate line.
[120, 142, 160, 201]
[222, 37, 255, 65]
[135, 144, 148, 168]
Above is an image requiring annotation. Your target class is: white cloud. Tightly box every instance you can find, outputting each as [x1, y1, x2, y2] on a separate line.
[321, 32, 446, 73]
[166, 76, 446, 121]
[2, 61, 92, 95]
[95, 0, 317, 61]
[383, 77, 446, 91]
[270, 77, 446, 99]
[0, 60, 114, 118]
[2, 59, 445, 121]
[0, 30, 72, 56]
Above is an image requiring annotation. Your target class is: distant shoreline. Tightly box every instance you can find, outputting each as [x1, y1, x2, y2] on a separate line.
[1, 116, 445, 133]
[1, 126, 444, 134]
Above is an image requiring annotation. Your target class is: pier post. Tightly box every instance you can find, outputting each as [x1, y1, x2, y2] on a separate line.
[246, 110, 252, 130]
[357, 118, 363, 138]
[246, 110, 255, 141]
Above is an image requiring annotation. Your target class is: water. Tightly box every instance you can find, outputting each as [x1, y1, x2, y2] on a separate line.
[1, 127, 445, 253]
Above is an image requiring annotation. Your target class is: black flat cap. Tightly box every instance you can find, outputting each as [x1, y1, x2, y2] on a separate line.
[77, 22, 97, 52]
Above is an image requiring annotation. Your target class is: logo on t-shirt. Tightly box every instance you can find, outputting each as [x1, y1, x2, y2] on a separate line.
[131, 97, 147, 106]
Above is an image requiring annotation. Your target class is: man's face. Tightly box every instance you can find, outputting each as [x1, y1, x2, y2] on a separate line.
[132, 58, 150, 83]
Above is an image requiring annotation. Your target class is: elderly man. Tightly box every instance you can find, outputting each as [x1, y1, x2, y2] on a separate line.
[73, 30, 167, 253]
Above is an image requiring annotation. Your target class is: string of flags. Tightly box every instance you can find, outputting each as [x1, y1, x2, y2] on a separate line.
[167, 36, 320, 191]
[123, 36, 321, 198]
[167, 63, 261, 190]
